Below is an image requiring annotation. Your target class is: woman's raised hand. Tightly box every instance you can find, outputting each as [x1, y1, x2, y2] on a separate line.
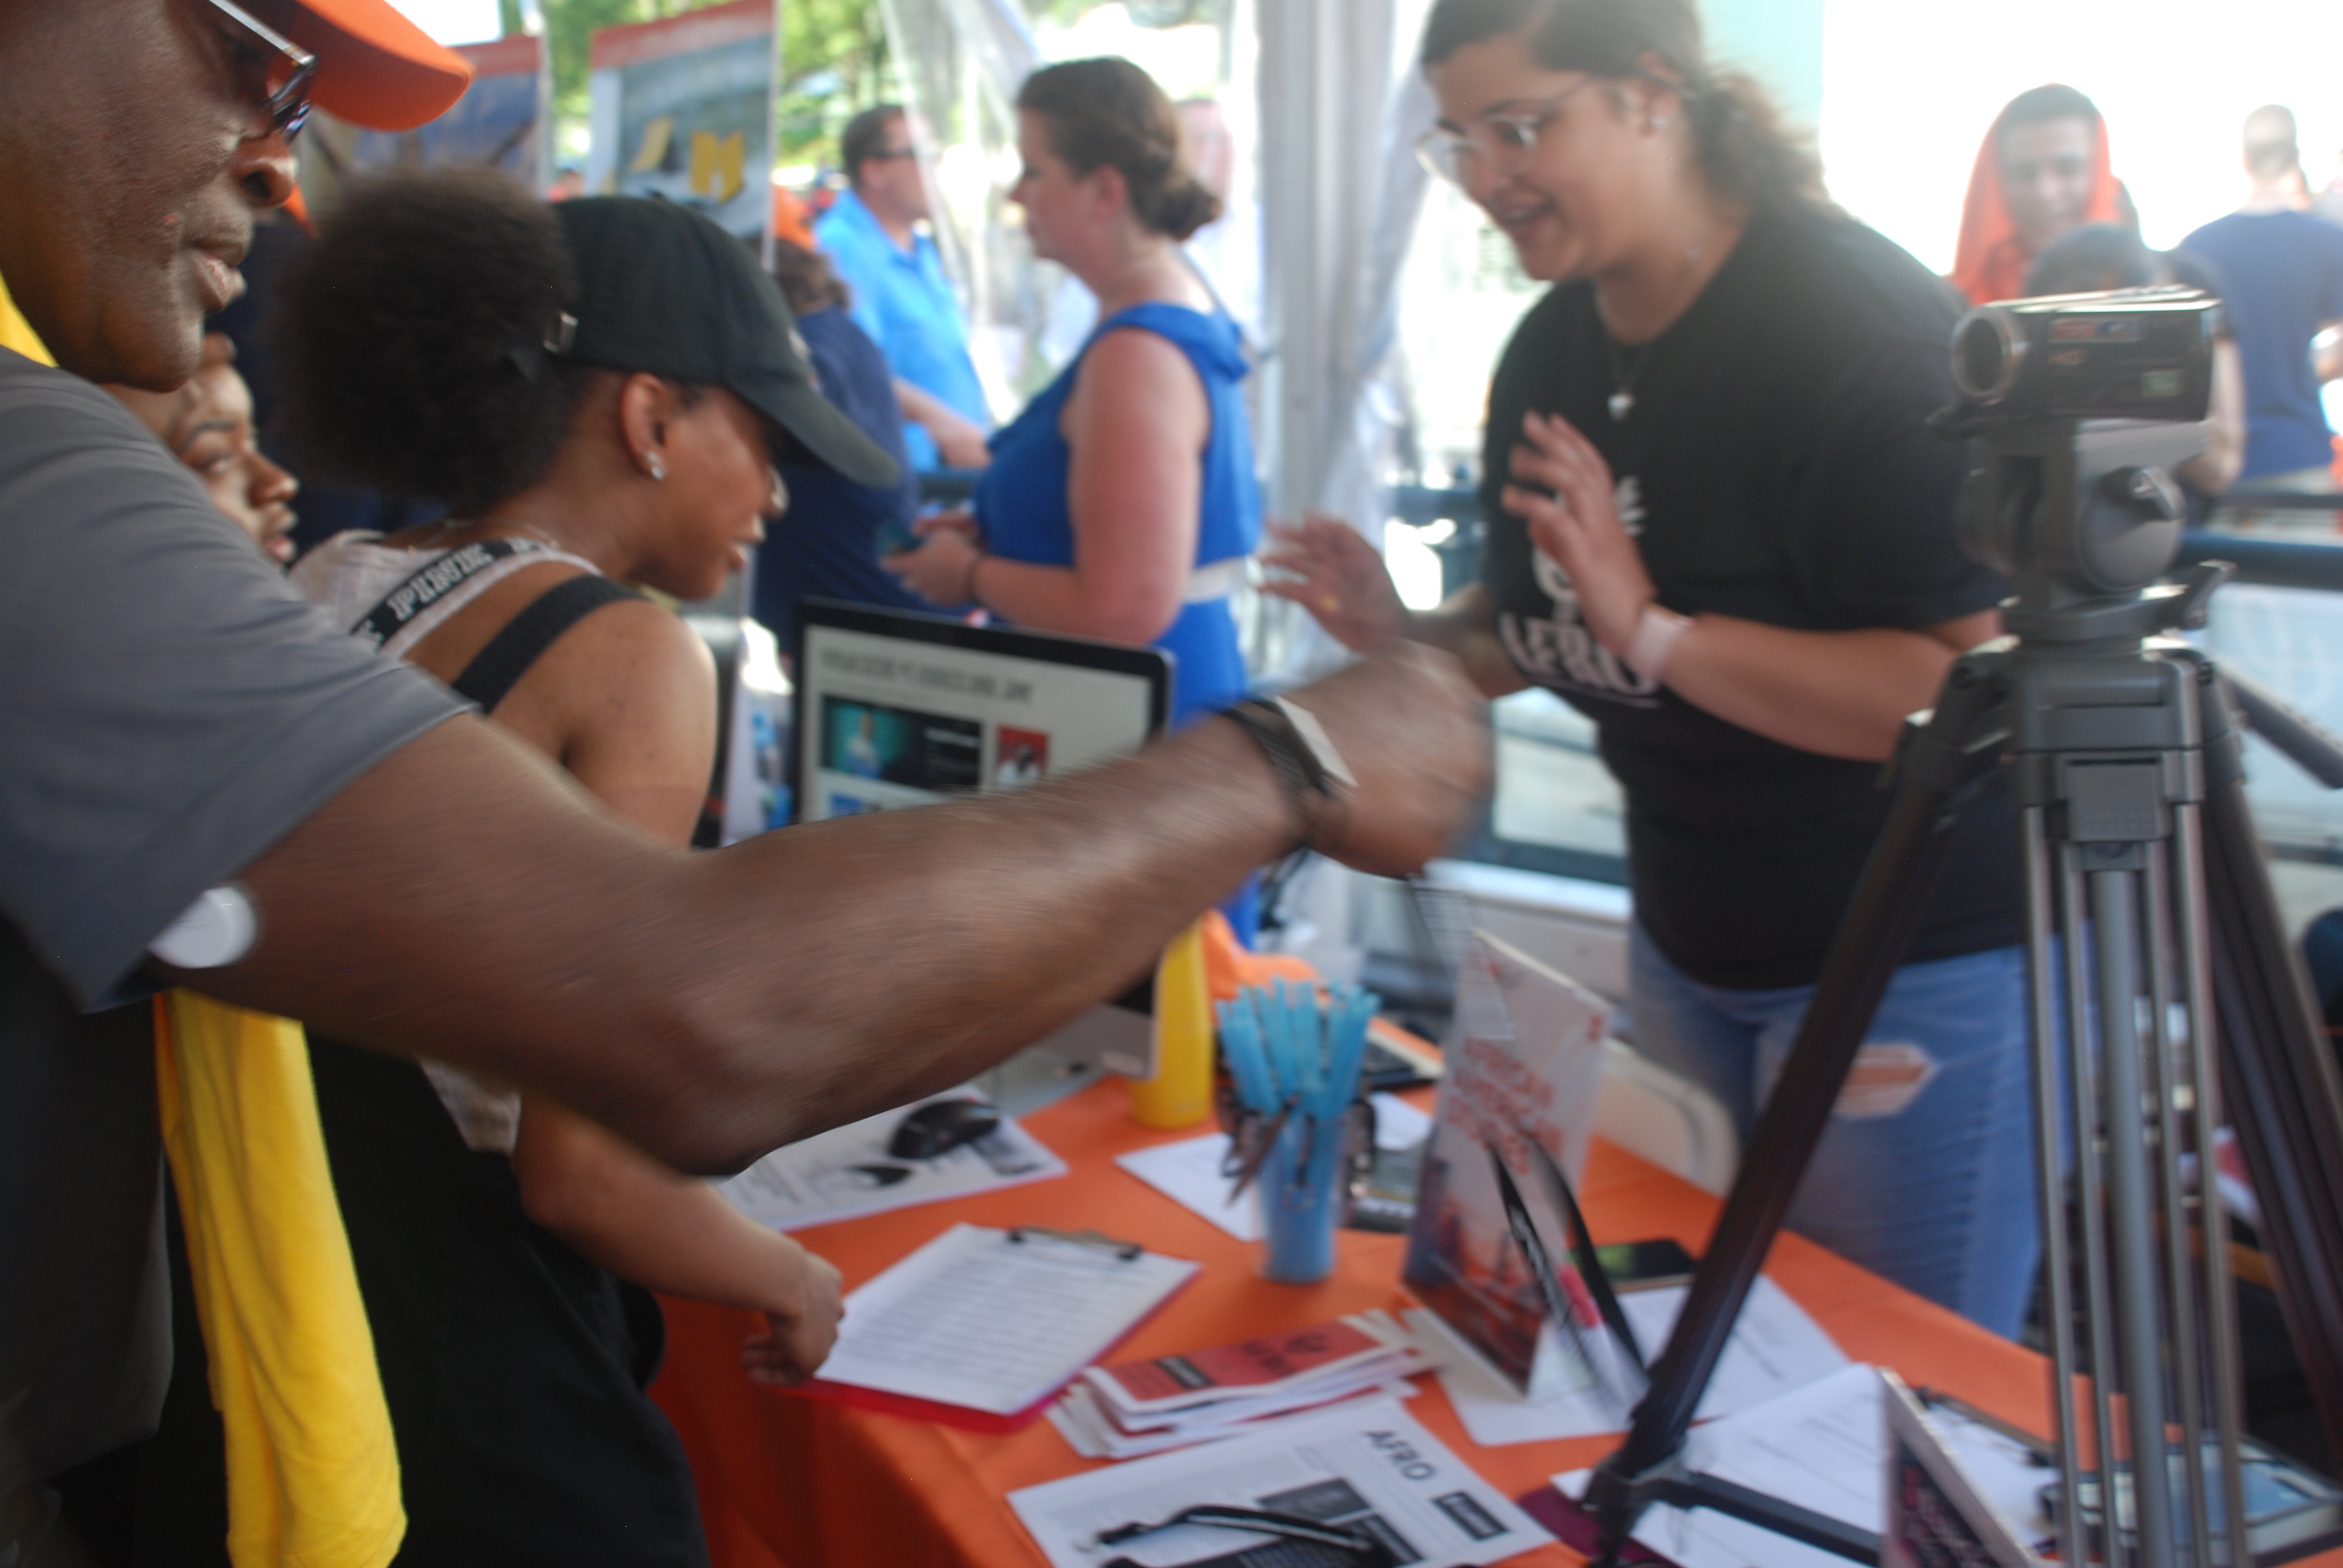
[1501, 411, 1657, 656]
[1260, 514, 1414, 652]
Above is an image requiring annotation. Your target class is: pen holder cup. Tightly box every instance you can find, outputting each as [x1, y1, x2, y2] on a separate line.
[1259, 1114, 1348, 1285]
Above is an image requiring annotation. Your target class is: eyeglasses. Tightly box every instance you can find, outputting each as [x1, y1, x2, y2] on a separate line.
[1414, 76, 1604, 187]
[1092, 1504, 1399, 1567]
[204, 0, 318, 142]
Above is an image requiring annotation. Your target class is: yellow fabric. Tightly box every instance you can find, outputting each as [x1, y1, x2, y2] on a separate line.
[0, 266, 56, 365]
[156, 993, 406, 1568]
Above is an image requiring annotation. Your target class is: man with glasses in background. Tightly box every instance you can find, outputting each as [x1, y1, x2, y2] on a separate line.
[816, 103, 995, 469]
[0, 3, 1486, 1560]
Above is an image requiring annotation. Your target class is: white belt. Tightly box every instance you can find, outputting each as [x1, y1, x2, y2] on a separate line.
[1184, 556, 1251, 604]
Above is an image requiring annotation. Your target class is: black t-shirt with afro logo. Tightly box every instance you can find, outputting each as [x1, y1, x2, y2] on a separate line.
[1479, 204, 2022, 990]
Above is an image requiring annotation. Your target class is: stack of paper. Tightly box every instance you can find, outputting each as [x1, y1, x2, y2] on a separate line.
[1050, 1312, 1429, 1459]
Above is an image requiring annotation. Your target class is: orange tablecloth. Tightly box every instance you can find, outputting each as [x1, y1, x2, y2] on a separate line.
[646, 1079, 2317, 1567]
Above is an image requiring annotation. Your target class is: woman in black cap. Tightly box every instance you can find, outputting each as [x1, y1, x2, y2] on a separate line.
[138, 171, 893, 1566]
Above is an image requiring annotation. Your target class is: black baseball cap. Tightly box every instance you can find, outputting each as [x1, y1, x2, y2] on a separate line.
[552, 197, 900, 489]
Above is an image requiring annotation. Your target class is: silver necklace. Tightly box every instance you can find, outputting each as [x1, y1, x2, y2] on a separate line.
[1602, 328, 1647, 422]
[422, 517, 563, 552]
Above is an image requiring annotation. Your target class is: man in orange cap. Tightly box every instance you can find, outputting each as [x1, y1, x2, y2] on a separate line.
[0, 3, 1484, 1560]
[1951, 84, 2126, 305]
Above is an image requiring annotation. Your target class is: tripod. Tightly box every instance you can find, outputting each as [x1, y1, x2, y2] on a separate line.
[1581, 414, 2343, 1567]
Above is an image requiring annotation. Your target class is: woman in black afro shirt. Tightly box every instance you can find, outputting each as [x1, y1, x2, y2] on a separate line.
[1268, 0, 2034, 1334]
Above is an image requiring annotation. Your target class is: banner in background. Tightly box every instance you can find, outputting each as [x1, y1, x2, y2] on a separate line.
[584, 0, 778, 244]
[297, 34, 551, 212]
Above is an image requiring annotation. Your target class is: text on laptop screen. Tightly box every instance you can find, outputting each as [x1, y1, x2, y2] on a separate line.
[795, 606, 1168, 823]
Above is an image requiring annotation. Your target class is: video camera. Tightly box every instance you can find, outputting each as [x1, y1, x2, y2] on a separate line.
[1944, 288, 2223, 607]
[1951, 287, 2221, 423]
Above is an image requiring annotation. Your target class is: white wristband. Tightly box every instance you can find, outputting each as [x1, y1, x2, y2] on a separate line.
[151, 884, 258, 969]
[1626, 603, 1693, 684]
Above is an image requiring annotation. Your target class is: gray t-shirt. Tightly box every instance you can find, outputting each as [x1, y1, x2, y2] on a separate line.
[0, 349, 464, 1488]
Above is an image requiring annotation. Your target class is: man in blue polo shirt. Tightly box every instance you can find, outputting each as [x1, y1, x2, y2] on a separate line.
[2184, 106, 2343, 511]
[818, 105, 992, 471]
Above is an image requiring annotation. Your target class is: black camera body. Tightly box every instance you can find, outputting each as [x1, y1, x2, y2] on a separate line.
[1946, 289, 2221, 615]
[1951, 287, 2221, 423]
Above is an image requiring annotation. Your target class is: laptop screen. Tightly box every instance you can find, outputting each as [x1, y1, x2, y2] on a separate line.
[792, 599, 1173, 823]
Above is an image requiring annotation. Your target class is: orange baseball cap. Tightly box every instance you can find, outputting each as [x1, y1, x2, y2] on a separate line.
[269, 0, 475, 132]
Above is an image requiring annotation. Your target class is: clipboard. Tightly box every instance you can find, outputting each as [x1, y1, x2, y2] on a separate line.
[784, 1223, 1199, 1433]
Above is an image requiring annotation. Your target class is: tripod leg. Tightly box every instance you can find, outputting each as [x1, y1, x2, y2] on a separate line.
[1585, 656, 2009, 1563]
[2090, 861, 2177, 1568]
[2025, 808, 2088, 1568]
[1648, 1471, 1881, 1564]
[2173, 795, 2252, 1565]
[2203, 765, 2343, 1469]
[2061, 844, 2130, 1568]
[2143, 840, 2218, 1568]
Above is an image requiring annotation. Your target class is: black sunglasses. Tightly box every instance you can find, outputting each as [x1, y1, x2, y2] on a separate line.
[205, 0, 318, 140]
[1094, 1504, 1403, 1567]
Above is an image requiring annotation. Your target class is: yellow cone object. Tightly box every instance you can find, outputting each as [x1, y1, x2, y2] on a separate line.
[1129, 918, 1216, 1129]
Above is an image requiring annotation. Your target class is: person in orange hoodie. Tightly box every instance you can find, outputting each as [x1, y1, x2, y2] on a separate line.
[1951, 83, 2125, 305]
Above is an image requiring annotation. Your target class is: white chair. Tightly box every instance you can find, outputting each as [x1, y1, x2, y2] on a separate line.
[1593, 1039, 1740, 1196]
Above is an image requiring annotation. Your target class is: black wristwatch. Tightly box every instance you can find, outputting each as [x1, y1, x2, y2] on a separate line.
[1218, 696, 1355, 851]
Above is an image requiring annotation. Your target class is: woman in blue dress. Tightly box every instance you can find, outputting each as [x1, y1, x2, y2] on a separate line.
[885, 57, 1259, 737]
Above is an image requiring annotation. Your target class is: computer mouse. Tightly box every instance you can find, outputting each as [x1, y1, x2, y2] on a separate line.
[888, 1099, 1001, 1161]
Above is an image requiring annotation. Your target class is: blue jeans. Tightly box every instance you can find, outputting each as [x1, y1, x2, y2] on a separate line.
[1625, 926, 2040, 1338]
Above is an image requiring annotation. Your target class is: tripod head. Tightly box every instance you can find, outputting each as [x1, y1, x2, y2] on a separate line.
[1936, 288, 2225, 644]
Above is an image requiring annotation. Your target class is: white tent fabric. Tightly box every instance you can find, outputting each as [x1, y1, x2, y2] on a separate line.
[1250, 0, 1435, 681]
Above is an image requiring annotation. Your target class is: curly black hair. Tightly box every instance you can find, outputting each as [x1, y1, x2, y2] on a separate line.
[270, 169, 584, 517]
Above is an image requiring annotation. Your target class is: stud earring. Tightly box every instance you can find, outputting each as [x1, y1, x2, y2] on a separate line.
[1648, 113, 1670, 130]
[647, 454, 667, 482]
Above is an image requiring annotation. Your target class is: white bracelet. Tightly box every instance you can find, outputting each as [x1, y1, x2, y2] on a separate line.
[1626, 603, 1693, 684]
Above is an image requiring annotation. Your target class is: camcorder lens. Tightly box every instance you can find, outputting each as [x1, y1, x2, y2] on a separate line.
[1952, 310, 2022, 405]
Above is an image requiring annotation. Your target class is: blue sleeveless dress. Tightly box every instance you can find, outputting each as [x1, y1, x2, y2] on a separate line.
[973, 302, 1260, 730]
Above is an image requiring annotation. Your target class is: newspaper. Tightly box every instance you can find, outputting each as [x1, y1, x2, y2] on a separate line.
[715, 1088, 1066, 1232]
[1011, 1394, 1552, 1567]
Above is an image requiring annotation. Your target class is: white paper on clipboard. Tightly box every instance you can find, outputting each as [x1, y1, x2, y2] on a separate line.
[813, 1224, 1196, 1417]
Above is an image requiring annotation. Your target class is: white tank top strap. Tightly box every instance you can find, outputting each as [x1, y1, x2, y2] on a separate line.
[1184, 555, 1252, 605]
[290, 532, 604, 661]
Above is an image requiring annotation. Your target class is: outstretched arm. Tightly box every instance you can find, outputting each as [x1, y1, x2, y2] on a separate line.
[165, 643, 1487, 1172]
[513, 1104, 843, 1384]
